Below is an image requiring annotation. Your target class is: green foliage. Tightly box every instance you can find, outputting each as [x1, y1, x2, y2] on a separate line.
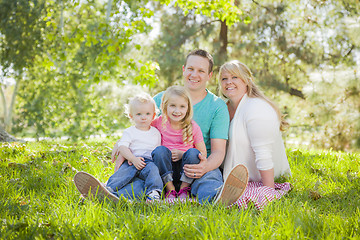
[6, 0, 158, 139]
[151, 0, 360, 150]
[0, 141, 359, 239]
[158, 0, 243, 26]
[0, 0, 46, 71]
[0, 0, 359, 150]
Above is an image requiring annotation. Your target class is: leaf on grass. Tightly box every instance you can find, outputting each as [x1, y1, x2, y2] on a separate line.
[310, 166, 325, 175]
[39, 222, 51, 227]
[101, 159, 109, 167]
[8, 162, 29, 169]
[81, 156, 89, 164]
[8, 222, 28, 231]
[61, 163, 78, 174]
[309, 190, 322, 200]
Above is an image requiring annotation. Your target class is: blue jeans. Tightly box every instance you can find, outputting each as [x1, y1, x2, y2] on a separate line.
[106, 158, 163, 199]
[152, 146, 223, 203]
[110, 177, 145, 200]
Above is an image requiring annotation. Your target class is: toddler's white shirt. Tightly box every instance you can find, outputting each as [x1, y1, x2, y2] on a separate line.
[117, 126, 161, 160]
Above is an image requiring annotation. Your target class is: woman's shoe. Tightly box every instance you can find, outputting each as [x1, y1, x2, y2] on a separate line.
[213, 164, 248, 207]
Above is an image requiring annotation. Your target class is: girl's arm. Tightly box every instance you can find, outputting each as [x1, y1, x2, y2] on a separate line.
[194, 141, 207, 157]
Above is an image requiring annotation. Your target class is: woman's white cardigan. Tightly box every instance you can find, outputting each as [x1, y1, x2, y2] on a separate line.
[222, 94, 291, 182]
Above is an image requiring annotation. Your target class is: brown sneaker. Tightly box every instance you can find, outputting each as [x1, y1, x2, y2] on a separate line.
[213, 164, 248, 207]
[74, 171, 119, 203]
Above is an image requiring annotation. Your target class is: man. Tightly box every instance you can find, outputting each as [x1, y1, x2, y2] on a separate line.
[152, 49, 248, 206]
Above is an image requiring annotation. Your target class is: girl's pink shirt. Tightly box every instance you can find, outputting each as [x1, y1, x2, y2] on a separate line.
[151, 116, 204, 151]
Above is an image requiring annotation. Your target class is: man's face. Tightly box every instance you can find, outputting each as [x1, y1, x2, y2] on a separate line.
[182, 55, 213, 92]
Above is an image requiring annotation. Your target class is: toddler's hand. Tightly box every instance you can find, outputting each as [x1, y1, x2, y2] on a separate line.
[131, 157, 146, 170]
[171, 149, 184, 162]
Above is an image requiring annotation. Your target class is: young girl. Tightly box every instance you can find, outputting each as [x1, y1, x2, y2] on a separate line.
[151, 86, 207, 200]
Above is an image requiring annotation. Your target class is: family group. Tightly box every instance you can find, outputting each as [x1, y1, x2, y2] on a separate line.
[73, 49, 291, 207]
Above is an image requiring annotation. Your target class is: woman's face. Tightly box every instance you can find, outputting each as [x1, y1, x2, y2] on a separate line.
[220, 71, 247, 102]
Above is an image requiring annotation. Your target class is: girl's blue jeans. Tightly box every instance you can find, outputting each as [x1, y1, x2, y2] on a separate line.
[106, 158, 163, 200]
[151, 146, 223, 204]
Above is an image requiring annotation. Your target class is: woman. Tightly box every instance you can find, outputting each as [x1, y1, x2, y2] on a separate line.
[219, 60, 291, 188]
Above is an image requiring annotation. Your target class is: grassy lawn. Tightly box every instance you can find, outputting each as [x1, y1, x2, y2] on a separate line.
[1, 139, 359, 239]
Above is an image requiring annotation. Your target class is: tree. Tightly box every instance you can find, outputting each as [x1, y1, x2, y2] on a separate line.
[151, 0, 360, 149]
[0, 0, 47, 141]
[4, 0, 158, 140]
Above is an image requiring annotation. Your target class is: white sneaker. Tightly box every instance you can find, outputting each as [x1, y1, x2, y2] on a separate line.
[74, 171, 119, 203]
[146, 190, 161, 201]
[213, 164, 248, 207]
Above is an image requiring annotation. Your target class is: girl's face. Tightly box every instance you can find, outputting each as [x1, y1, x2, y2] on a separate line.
[166, 95, 189, 123]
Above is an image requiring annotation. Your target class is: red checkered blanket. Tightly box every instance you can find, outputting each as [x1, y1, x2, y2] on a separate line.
[234, 181, 292, 211]
[159, 181, 292, 210]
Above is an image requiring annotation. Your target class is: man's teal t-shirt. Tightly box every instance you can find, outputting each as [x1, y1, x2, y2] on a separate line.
[154, 89, 230, 156]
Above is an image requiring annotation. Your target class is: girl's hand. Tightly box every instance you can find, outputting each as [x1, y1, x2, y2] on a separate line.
[183, 153, 207, 179]
[131, 157, 146, 170]
[171, 149, 184, 162]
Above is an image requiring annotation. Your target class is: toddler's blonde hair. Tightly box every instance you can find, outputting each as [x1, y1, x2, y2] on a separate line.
[125, 92, 158, 119]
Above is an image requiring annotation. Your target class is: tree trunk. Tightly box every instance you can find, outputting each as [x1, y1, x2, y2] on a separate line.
[5, 72, 21, 131]
[218, 20, 228, 64]
[0, 85, 7, 128]
[0, 126, 21, 142]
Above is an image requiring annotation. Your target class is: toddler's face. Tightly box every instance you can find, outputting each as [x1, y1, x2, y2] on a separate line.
[130, 101, 155, 130]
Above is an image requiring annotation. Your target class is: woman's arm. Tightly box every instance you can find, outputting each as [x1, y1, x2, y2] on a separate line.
[246, 100, 279, 188]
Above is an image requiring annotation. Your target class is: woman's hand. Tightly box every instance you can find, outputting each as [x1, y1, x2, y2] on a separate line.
[171, 149, 184, 162]
[183, 153, 208, 179]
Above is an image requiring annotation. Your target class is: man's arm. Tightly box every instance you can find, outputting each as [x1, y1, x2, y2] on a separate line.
[183, 138, 226, 178]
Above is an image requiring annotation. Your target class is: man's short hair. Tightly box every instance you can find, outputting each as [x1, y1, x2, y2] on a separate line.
[185, 49, 214, 74]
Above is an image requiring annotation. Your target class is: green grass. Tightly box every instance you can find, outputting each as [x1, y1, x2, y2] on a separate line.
[1, 139, 359, 239]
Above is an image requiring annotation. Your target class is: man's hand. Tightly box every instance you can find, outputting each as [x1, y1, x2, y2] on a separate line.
[171, 149, 184, 162]
[114, 157, 122, 172]
[131, 157, 146, 170]
[111, 143, 121, 163]
[183, 153, 208, 179]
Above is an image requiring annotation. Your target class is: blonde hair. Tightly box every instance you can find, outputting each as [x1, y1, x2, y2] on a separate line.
[125, 92, 158, 118]
[161, 86, 194, 145]
[219, 60, 289, 131]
